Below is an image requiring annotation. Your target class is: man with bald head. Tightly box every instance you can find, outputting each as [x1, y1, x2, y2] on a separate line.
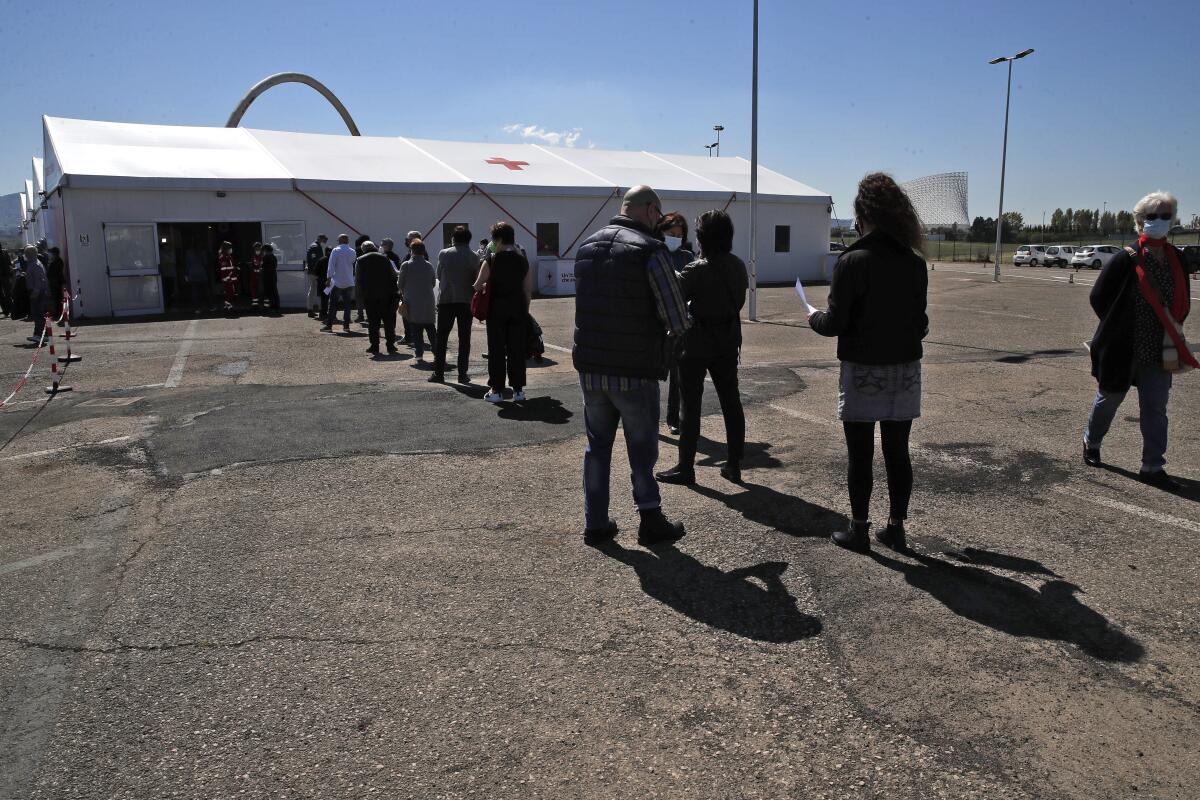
[573, 185, 690, 547]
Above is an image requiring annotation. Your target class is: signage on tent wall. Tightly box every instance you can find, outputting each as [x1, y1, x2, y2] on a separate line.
[79, 233, 90, 247]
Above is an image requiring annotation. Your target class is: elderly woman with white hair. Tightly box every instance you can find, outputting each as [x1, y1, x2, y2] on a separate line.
[1083, 190, 1196, 489]
[22, 245, 49, 344]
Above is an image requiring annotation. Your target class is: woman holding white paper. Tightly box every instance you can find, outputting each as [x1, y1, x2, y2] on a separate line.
[809, 173, 928, 553]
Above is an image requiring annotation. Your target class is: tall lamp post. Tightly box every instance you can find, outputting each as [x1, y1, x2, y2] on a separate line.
[988, 47, 1034, 282]
[748, 0, 759, 320]
[713, 125, 724, 157]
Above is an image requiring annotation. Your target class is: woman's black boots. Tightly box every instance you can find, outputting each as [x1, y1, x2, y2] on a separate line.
[832, 520, 871, 552]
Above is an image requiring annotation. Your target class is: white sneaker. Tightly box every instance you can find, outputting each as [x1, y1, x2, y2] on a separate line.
[484, 391, 504, 403]
[512, 390, 526, 402]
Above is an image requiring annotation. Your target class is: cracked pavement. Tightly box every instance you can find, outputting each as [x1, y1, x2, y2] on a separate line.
[1, 268, 1199, 799]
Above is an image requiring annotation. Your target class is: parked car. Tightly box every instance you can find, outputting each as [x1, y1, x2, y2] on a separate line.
[1179, 245, 1200, 275]
[1012, 245, 1048, 266]
[1070, 245, 1123, 270]
[1044, 245, 1075, 266]
[829, 241, 846, 252]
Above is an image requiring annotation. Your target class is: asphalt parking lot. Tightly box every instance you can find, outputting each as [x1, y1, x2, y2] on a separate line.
[1, 262, 1198, 799]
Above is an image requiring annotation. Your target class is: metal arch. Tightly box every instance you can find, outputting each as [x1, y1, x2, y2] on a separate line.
[226, 72, 361, 135]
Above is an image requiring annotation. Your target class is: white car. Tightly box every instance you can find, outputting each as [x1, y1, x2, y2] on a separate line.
[1071, 245, 1123, 270]
[1044, 245, 1075, 266]
[1013, 245, 1049, 266]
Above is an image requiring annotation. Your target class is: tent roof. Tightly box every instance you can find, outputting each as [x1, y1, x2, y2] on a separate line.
[43, 116, 829, 203]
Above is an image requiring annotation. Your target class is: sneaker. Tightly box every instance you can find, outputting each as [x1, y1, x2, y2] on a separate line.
[1139, 469, 1182, 491]
[484, 390, 504, 403]
[637, 508, 685, 546]
[584, 519, 619, 546]
[875, 522, 907, 552]
[512, 389, 526, 402]
[832, 520, 870, 552]
[320, 325, 332, 332]
[1083, 443, 1101, 467]
[668, 425, 680, 436]
[655, 465, 695, 485]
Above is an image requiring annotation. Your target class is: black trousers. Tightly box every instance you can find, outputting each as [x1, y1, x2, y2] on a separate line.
[434, 302, 472, 377]
[486, 307, 527, 391]
[843, 420, 913, 522]
[666, 363, 681, 427]
[365, 298, 396, 350]
[677, 354, 745, 468]
[262, 271, 280, 310]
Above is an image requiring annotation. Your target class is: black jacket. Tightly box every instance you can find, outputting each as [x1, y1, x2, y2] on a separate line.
[678, 252, 748, 360]
[356, 252, 398, 302]
[809, 230, 928, 364]
[1088, 241, 1190, 393]
[573, 215, 670, 379]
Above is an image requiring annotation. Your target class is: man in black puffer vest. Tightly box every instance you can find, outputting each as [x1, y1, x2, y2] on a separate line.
[573, 185, 690, 547]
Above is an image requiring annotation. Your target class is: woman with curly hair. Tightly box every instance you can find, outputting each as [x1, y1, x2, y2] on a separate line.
[809, 172, 929, 553]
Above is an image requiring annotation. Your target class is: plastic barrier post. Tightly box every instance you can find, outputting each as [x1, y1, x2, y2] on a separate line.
[44, 316, 72, 395]
[58, 293, 82, 363]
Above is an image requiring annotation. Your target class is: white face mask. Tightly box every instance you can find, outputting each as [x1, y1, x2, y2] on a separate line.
[664, 235, 683, 252]
[1142, 217, 1171, 239]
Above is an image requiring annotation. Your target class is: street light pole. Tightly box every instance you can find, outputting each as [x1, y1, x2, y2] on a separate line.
[714, 124, 724, 157]
[989, 48, 1034, 282]
[748, 0, 758, 321]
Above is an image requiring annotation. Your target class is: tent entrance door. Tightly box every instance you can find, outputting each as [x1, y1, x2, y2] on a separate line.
[103, 222, 163, 316]
[158, 221, 263, 310]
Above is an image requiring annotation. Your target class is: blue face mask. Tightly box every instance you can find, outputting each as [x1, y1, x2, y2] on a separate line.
[664, 235, 683, 252]
[1142, 218, 1171, 239]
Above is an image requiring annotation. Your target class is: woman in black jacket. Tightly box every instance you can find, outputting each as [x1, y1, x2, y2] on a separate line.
[656, 209, 748, 485]
[809, 172, 928, 552]
[1083, 190, 1194, 489]
[473, 221, 530, 403]
[656, 212, 696, 435]
[260, 243, 280, 311]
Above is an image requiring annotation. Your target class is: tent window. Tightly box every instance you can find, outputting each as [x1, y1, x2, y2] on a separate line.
[442, 222, 469, 250]
[263, 221, 306, 267]
[774, 225, 791, 253]
[536, 223, 559, 256]
[104, 223, 157, 275]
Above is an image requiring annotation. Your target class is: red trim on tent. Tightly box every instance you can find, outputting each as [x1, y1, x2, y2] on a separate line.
[292, 183, 363, 237]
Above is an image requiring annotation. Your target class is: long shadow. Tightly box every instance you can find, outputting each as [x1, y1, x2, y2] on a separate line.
[446, 382, 488, 400]
[994, 348, 1077, 364]
[1098, 462, 1200, 503]
[942, 546, 1061, 578]
[657, 434, 782, 470]
[688, 480, 842, 539]
[497, 397, 573, 425]
[868, 547, 1144, 662]
[595, 541, 822, 643]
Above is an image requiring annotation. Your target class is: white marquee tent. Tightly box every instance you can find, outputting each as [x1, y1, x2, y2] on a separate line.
[38, 115, 831, 317]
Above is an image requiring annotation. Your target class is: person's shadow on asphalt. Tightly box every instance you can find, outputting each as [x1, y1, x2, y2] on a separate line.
[867, 547, 1144, 663]
[1098, 462, 1200, 503]
[594, 540, 822, 643]
[497, 397, 573, 424]
[689, 480, 844, 539]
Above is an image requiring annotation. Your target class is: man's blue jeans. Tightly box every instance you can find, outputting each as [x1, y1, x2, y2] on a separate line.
[1084, 363, 1173, 472]
[326, 286, 354, 327]
[582, 382, 662, 530]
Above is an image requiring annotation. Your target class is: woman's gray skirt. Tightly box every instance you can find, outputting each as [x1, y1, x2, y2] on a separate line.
[838, 360, 922, 422]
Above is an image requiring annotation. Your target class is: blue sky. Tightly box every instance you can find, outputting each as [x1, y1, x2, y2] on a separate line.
[2, 0, 1197, 225]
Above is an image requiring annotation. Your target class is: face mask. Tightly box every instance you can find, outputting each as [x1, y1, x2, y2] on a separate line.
[1142, 218, 1171, 239]
[664, 235, 683, 252]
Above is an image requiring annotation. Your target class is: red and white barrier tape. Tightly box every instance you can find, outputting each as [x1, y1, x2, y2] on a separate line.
[0, 315, 51, 409]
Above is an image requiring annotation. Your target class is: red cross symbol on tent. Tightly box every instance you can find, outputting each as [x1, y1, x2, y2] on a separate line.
[486, 156, 529, 171]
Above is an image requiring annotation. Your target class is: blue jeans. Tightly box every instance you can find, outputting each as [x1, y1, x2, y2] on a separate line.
[326, 286, 354, 327]
[1084, 363, 1173, 472]
[582, 381, 662, 529]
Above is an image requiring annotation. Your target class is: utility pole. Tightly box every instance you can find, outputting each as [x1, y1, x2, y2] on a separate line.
[748, 0, 759, 320]
[988, 48, 1034, 282]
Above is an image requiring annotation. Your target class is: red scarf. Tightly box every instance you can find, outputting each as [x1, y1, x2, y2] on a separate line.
[1134, 236, 1198, 369]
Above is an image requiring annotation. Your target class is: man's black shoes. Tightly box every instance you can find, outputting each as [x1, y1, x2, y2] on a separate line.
[655, 466, 695, 485]
[428, 373, 444, 383]
[1083, 443, 1101, 467]
[637, 508, 685, 546]
[584, 519, 619, 546]
[720, 461, 742, 484]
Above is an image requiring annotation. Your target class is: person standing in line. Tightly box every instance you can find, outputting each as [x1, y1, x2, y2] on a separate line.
[356, 240, 400, 356]
[655, 212, 695, 435]
[247, 242, 263, 306]
[0, 246, 13, 317]
[23, 245, 49, 342]
[183, 241, 208, 314]
[217, 242, 238, 310]
[572, 185, 689, 547]
[1083, 190, 1195, 490]
[474, 222, 530, 402]
[306, 234, 328, 317]
[656, 209, 748, 486]
[380, 238, 403, 348]
[398, 239, 437, 362]
[322, 234, 356, 332]
[431, 225, 478, 384]
[809, 172, 929, 553]
[396, 230, 423, 346]
[353, 234, 371, 323]
[46, 247, 66, 314]
[315, 246, 331, 321]
[260, 243, 280, 312]
[476, 238, 490, 261]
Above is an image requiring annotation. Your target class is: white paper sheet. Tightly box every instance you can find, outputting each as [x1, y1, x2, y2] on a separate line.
[324, 284, 333, 296]
[795, 278, 818, 316]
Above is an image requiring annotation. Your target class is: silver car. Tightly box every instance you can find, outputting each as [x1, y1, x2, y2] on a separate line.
[1070, 245, 1123, 270]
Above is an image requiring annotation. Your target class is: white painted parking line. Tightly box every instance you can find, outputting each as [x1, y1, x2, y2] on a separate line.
[0, 539, 107, 576]
[1054, 486, 1200, 533]
[933, 265, 1200, 302]
[1, 436, 132, 462]
[164, 319, 198, 388]
[544, 342, 572, 354]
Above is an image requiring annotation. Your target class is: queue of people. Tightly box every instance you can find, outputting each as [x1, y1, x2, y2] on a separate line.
[0, 239, 66, 343]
